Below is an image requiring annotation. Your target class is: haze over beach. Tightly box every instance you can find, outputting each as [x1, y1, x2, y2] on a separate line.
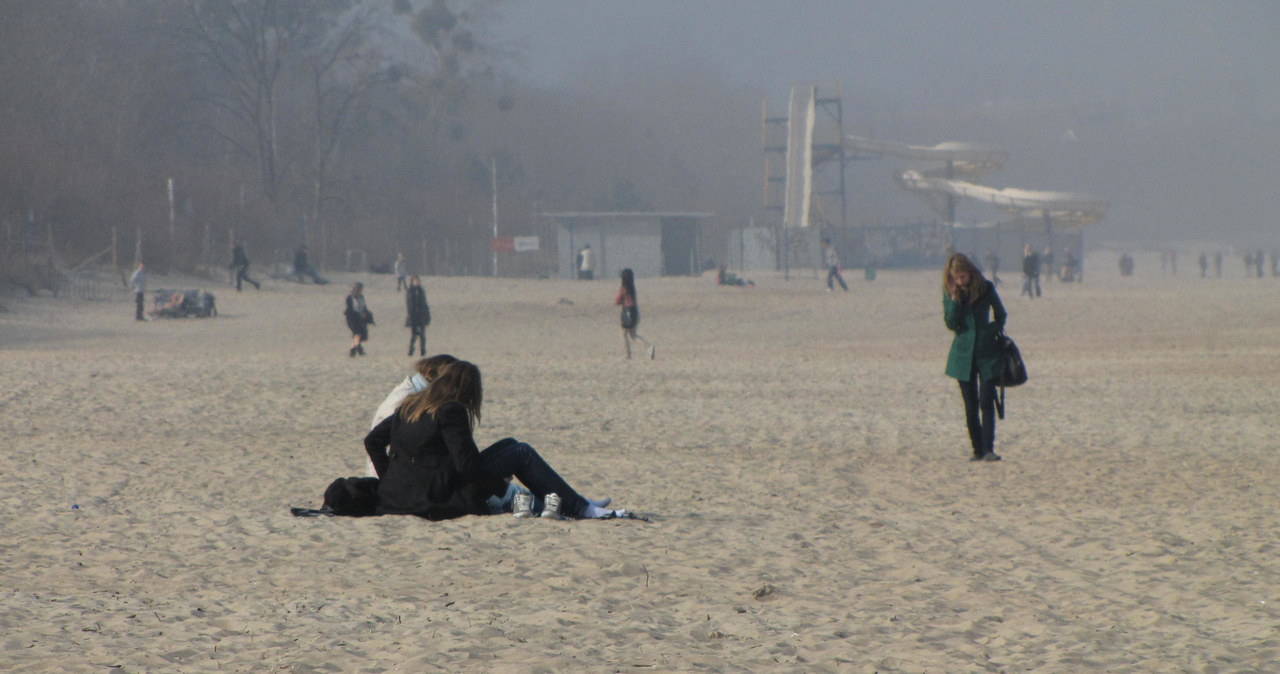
[3, 1, 1280, 672]
[496, 0, 1280, 246]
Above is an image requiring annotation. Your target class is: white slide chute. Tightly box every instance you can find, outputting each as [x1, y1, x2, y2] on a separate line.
[844, 134, 1108, 228]
[895, 170, 1109, 227]
[782, 86, 816, 229]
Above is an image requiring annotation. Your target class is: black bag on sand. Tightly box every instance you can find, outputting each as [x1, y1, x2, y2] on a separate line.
[993, 331, 1027, 420]
[291, 477, 380, 517]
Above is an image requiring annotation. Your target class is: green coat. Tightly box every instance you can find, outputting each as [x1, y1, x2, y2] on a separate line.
[943, 280, 1007, 382]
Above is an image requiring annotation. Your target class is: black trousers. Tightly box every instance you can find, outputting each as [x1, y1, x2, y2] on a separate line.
[478, 439, 587, 518]
[958, 365, 997, 457]
[235, 266, 260, 290]
[135, 292, 145, 320]
[408, 325, 426, 355]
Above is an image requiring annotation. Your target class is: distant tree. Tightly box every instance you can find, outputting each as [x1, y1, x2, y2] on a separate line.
[179, 0, 345, 208]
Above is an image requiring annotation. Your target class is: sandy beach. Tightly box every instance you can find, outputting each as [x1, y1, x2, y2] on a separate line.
[2, 252, 1279, 672]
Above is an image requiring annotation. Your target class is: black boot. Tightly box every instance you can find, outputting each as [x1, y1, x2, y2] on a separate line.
[349, 346, 357, 357]
[357, 344, 366, 356]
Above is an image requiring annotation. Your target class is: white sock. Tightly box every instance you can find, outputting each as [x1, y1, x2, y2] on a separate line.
[583, 503, 624, 519]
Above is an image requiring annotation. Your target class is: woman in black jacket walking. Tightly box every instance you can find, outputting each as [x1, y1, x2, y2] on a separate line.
[344, 282, 373, 357]
[405, 275, 431, 357]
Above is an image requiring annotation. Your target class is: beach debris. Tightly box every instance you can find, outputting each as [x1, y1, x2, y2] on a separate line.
[752, 584, 777, 600]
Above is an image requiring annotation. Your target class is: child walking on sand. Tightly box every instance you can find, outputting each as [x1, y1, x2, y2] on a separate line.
[614, 268, 655, 360]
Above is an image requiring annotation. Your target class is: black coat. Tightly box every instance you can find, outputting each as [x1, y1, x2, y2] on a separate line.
[1022, 252, 1040, 276]
[405, 285, 430, 328]
[364, 402, 505, 520]
[345, 294, 373, 336]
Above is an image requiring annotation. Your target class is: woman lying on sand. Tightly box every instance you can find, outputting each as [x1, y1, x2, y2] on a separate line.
[364, 360, 624, 520]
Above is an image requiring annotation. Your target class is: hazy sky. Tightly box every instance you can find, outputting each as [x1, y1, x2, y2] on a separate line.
[495, 1, 1280, 245]
[498, 1, 1278, 108]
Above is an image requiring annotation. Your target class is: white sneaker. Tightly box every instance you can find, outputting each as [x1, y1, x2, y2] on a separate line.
[540, 492, 564, 520]
[512, 492, 534, 518]
[647, 345, 656, 360]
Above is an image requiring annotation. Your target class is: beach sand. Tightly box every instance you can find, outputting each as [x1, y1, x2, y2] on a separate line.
[3, 252, 1278, 672]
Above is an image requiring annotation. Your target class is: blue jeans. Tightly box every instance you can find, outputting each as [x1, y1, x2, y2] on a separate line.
[478, 439, 587, 518]
[958, 367, 997, 457]
[827, 266, 848, 291]
[1021, 273, 1040, 297]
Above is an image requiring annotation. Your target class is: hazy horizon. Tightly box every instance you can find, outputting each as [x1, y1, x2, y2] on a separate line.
[495, 0, 1280, 248]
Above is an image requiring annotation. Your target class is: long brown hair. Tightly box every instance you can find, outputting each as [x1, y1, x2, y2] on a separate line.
[413, 353, 457, 380]
[942, 253, 988, 300]
[620, 268, 637, 303]
[399, 360, 482, 428]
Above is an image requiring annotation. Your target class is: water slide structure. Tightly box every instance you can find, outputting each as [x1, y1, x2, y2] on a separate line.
[843, 134, 1109, 235]
[763, 85, 1107, 272]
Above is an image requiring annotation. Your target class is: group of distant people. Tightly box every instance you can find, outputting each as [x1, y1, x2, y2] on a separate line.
[1121, 249, 1278, 279]
[1017, 244, 1080, 298]
[342, 257, 654, 362]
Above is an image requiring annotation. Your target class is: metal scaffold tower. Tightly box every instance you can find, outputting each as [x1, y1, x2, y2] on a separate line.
[760, 84, 852, 275]
[761, 84, 849, 230]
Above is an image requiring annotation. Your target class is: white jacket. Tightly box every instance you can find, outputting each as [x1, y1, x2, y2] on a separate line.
[364, 373, 428, 477]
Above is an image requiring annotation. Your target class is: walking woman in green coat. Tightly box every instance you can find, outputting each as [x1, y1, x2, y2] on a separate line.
[943, 253, 1008, 461]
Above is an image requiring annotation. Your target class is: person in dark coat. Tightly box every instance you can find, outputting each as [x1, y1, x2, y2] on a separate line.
[229, 242, 260, 291]
[344, 282, 372, 357]
[404, 275, 431, 357]
[1021, 244, 1041, 298]
[292, 244, 328, 284]
[943, 253, 1008, 462]
[364, 361, 625, 520]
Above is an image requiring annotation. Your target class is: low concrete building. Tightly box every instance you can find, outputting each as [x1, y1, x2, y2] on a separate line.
[549, 212, 712, 279]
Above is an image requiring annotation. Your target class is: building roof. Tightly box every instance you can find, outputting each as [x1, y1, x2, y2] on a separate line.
[543, 211, 714, 219]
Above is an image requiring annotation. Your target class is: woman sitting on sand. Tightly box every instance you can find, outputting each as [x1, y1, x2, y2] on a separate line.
[942, 253, 1008, 462]
[363, 354, 533, 515]
[363, 354, 458, 477]
[364, 360, 624, 520]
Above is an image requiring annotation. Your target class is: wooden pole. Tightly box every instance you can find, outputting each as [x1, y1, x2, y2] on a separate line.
[167, 177, 176, 240]
[111, 226, 119, 283]
[491, 157, 499, 278]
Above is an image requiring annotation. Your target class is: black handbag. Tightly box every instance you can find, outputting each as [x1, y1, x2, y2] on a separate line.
[993, 331, 1027, 419]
